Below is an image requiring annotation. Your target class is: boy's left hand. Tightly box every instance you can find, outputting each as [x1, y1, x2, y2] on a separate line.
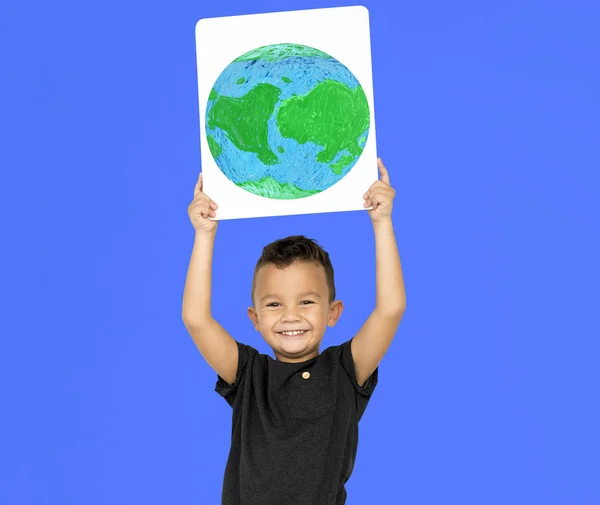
[363, 158, 395, 222]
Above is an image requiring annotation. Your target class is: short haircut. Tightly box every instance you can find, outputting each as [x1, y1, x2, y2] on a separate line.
[251, 235, 336, 304]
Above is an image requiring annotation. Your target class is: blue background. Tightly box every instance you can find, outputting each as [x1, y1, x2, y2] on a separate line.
[1, 1, 599, 504]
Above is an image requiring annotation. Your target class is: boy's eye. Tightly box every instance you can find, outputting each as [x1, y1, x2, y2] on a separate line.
[266, 301, 313, 307]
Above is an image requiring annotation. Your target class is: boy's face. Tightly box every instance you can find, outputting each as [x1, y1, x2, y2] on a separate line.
[248, 261, 343, 362]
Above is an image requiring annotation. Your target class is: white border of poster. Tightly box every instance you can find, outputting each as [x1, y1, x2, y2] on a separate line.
[195, 6, 377, 220]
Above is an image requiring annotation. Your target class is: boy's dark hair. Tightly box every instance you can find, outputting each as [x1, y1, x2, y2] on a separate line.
[252, 235, 336, 304]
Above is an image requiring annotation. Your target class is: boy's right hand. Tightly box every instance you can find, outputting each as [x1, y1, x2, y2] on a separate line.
[188, 172, 218, 233]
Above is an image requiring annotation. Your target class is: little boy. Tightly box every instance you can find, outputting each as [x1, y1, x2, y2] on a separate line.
[182, 159, 406, 505]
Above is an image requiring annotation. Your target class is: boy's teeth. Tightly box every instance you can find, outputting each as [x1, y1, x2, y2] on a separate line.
[281, 330, 305, 336]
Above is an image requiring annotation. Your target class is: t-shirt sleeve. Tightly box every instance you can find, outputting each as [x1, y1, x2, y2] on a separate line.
[215, 341, 251, 407]
[340, 339, 379, 421]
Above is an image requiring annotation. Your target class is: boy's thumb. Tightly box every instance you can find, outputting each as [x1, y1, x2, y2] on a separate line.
[194, 172, 203, 195]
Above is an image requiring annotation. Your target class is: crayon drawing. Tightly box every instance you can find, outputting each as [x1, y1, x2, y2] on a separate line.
[206, 43, 370, 200]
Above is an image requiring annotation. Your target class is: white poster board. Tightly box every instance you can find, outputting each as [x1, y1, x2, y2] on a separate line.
[195, 6, 377, 220]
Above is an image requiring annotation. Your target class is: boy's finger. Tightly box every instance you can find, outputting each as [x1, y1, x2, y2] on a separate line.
[194, 172, 203, 196]
[371, 192, 385, 205]
[195, 193, 218, 209]
[197, 202, 216, 218]
[372, 180, 387, 191]
[364, 179, 386, 198]
[363, 181, 379, 199]
[378, 158, 390, 184]
[370, 186, 395, 199]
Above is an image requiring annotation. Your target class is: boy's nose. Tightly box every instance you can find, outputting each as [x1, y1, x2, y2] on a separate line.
[281, 309, 301, 322]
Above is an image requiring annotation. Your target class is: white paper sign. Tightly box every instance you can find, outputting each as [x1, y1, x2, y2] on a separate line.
[195, 6, 377, 220]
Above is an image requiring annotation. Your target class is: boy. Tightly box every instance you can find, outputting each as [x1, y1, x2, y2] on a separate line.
[182, 159, 406, 505]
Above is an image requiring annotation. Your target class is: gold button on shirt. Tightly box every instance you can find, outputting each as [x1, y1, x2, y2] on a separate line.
[302, 371, 310, 379]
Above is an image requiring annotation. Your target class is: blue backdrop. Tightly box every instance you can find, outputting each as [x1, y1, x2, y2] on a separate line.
[2, 1, 599, 504]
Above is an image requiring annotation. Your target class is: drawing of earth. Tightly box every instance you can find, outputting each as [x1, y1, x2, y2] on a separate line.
[205, 43, 370, 199]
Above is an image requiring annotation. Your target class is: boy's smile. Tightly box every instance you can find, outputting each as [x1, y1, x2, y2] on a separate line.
[248, 261, 343, 362]
[278, 330, 308, 337]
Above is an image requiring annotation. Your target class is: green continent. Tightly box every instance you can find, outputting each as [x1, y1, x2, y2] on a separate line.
[276, 80, 370, 168]
[206, 134, 222, 158]
[278, 146, 285, 153]
[234, 43, 331, 62]
[208, 88, 218, 100]
[207, 83, 281, 165]
[282, 76, 292, 83]
[236, 77, 246, 84]
[330, 155, 355, 175]
[236, 177, 321, 199]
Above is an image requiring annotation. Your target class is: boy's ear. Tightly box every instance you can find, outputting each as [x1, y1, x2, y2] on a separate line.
[247, 306, 260, 331]
[327, 300, 344, 327]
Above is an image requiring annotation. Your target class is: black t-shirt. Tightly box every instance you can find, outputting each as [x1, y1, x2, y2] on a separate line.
[215, 338, 378, 505]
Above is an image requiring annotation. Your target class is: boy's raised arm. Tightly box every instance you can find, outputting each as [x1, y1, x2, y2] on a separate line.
[182, 174, 238, 385]
[351, 159, 407, 386]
